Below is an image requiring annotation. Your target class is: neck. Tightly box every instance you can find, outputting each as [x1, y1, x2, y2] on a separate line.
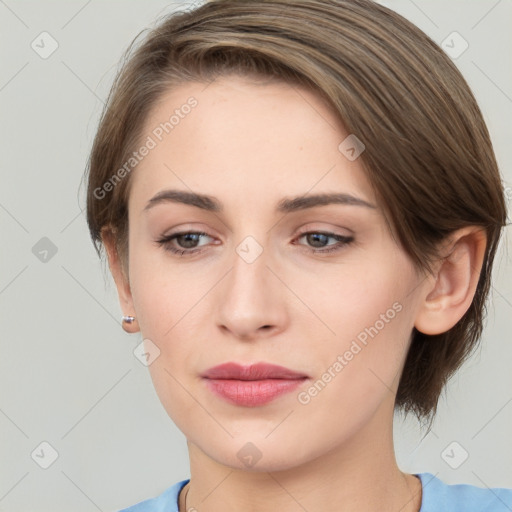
[181, 401, 422, 512]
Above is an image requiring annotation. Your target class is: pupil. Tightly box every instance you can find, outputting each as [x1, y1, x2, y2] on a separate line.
[308, 233, 327, 247]
[179, 233, 199, 248]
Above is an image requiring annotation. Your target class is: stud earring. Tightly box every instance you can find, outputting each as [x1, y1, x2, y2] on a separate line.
[121, 315, 138, 333]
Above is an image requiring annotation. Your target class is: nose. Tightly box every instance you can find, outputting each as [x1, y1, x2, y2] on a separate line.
[214, 238, 288, 341]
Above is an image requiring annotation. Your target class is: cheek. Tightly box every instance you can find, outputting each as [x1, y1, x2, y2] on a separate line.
[291, 274, 414, 444]
[128, 238, 194, 336]
[128, 246, 211, 403]
[128, 258, 203, 427]
[311, 256, 415, 388]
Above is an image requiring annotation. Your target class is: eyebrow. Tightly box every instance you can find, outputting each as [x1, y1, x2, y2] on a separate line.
[143, 189, 377, 213]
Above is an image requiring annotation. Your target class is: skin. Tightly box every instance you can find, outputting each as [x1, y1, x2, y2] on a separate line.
[103, 75, 487, 512]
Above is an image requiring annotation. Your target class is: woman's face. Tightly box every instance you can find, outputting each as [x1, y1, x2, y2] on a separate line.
[123, 75, 430, 471]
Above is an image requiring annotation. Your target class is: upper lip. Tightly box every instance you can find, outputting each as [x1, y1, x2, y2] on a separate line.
[201, 362, 308, 380]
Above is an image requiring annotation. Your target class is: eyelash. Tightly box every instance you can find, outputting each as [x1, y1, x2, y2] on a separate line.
[155, 230, 354, 257]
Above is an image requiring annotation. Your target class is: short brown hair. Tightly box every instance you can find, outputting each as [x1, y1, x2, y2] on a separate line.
[85, 0, 508, 427]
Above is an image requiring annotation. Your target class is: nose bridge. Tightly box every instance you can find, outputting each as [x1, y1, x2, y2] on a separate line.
[229, 233, 272, 302]
[214, 231, 285, 336]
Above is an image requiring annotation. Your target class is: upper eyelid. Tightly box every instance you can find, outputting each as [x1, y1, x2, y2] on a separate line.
[162, 220, 353, 236]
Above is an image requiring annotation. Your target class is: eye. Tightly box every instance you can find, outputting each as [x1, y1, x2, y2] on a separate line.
[293, 231, 354, 254]
[155, 229, 354, 257]
[155, 231, 213, 256]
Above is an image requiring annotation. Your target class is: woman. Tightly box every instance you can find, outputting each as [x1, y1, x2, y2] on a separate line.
[85, 0, 512, 510]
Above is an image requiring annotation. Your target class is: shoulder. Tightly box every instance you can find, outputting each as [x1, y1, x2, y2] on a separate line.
[117, 479, 190, 512]
[418, 472, 512, 512]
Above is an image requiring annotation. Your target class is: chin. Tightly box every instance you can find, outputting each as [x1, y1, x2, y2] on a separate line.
[197, 434, 318, 474]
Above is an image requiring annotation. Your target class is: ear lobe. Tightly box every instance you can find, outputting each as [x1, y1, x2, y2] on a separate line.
[414, 227, 487, 335]
[101, 226, 139, 333]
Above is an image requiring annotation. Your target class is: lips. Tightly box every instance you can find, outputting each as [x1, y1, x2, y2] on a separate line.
[201, 362, 308, 380]
[201, 362, 309, 407]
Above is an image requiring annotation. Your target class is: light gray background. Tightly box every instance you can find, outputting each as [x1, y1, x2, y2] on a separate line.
[1, 1, 511, 511]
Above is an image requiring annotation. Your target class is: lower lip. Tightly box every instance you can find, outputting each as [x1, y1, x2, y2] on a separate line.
[203, 378, 307, 407]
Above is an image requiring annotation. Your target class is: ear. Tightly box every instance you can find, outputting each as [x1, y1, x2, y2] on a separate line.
[414, 226, 487, 335]
[101, 226, 139, 334]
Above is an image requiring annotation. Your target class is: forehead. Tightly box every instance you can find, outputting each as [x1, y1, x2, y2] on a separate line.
[129, 76, 377, 213]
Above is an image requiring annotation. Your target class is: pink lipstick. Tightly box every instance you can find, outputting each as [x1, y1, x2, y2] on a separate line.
[201, 362, 308, 407]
